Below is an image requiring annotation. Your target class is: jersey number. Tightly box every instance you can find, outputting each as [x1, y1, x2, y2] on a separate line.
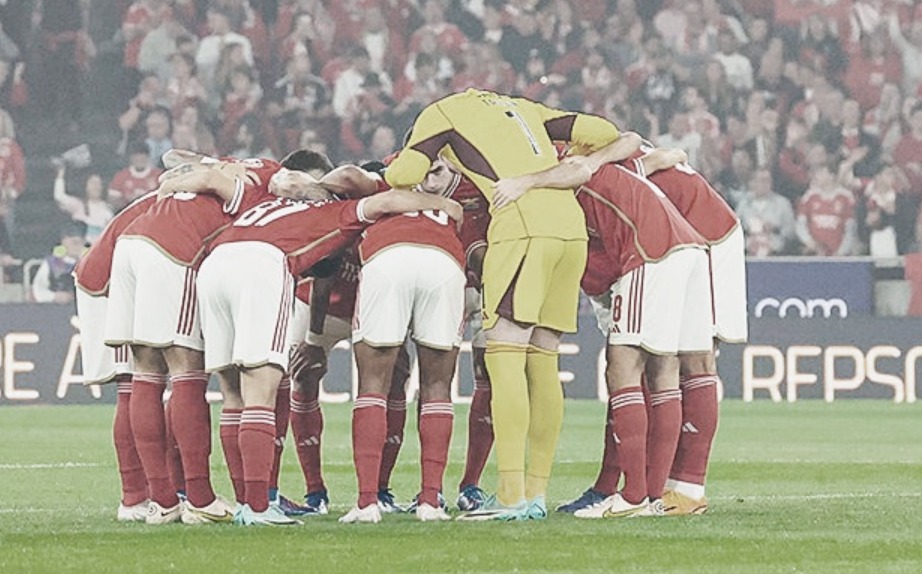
[234, 199, 312, 227]
[505, 110, 541, 156]
[404, 209, 450, 226]
[612, 295, 623, 324]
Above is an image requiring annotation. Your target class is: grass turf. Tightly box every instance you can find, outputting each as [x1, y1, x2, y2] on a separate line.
[1, 400, 921, 573]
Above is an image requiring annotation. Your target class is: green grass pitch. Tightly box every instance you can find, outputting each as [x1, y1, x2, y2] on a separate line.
[1, 401, 921, 573]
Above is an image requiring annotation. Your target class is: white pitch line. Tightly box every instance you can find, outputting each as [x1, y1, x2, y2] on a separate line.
[0, 462, 104, 470]
[711, 492, 922, 502]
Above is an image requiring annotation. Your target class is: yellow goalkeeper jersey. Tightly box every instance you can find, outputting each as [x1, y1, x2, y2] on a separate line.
[384, 89, 620, 242]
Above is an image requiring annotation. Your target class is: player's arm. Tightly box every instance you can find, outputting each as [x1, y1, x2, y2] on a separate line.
[319, 165, 382, 198]
[577, 131, 644, 173]
[537, 102, 621, 153]
[156, 167, 245, 213]
[384, 104, 453, 189]
[635, 147, 689, 177]
[360, 189, 463, 224]
[161, 148, 208, 169]
[492, 157, 593, 209]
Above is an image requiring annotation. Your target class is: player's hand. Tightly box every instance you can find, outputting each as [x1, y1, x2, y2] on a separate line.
[492, 177, 531, 210]
[289, 342, 327, 383]
[443, 199, 464, 227]
[217, 162, 260, 187]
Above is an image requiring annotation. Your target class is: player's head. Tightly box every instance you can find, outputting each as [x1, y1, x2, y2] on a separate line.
[273, 148, 335, 201]
[281, 148, 334, 179]
[418, 157, 461, 197]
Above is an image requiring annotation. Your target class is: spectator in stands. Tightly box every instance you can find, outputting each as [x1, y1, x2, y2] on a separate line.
[117, 73, 167, 156]
[218, 66, 263, 153]
[31, 222, 85, 304]
[228, 113, 274, 159]
[122, 0, 171, 81]
[53, 162, 114, 245]
[0, 112, 25, 240]
[32, 0, 95, 130]
[863, 165, 905, 257]
[892, 102, 922, 195]
[108, 140, 162, 211]
[332, 46, 376, 118]
[165, 53, 207, 118]
[797, 159, 858, 256]
[864, 82, 903, 157]
[138, 16, 189, 84]
[737, 168, 797, 256]
[656, 113, 702, 169]
[173, 104, 217, 156]
[196, 7, 254, 97]
[0, 60, 28, 117]
[886, 9, 922, 97]
[713, 29, 754, 93]
[142, 106, 173, 168]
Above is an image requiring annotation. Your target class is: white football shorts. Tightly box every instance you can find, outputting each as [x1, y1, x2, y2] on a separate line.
[105, 237, 203, 351]
[197, 241, 294, 372]
[592, 247, 713, 355]
[353, 245, 466, 350]
[76, 288, 132, 384]
[709, 224, 748, 343]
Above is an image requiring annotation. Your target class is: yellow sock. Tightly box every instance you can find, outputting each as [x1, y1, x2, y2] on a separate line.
[485, 341, 529, 506]
[524, 345, 563, 500]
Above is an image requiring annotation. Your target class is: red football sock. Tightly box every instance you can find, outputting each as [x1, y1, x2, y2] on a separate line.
[609, 386, 647, 505]
[239, 407, 276, 513]
[270, 377, 291, 491]
[352, 394, 387, 508]
[169, 371, 214, 507]
[219, 408, 244, 503]
[460, 378, 493, 489]
[163, 395, 185, 496]
[290, 391, 325, 493]
[671, 374, 720, 485]
[419, 400, 453, 507]
[130, 373, 177, 508]
[378, 397, 406, 490]
[646, 389, 683, 500]
[113, 377, 147, 506]
[592, 411, 620, 496]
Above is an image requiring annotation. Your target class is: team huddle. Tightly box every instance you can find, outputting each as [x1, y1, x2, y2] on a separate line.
[75, 88, 747, 526]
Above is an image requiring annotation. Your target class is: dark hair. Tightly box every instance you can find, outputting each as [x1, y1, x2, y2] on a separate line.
[127, 140, 150, 157]
[280, 149, 334, 174]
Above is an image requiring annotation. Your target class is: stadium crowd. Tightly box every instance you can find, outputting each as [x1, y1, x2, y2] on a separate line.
[1, 0, 922, 283]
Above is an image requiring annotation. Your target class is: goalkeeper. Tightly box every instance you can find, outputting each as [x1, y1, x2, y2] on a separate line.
[385, 89, 621, 520]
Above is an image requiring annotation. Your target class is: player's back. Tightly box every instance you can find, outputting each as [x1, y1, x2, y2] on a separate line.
[434, 90, 586, 242]
[623, 151, 739, 244]
[75, 191, 158, 294]
[578, 163, 705, 276]
[359, 209, 465, 269]
[213, 197, 368, 276]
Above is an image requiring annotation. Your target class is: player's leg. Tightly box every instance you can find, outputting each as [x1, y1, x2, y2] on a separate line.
[479, 239, 533, 510]
[341, 342, 400, 523]
[457, 288, 492, 511]
[415, 344, 458, 521]
[217, 368, 245, 505]
[664, 350, 717, 515]
[342, 248, 412, 523]
[665, 248, 721, 514]
[523, 239, 586, 517]
[522, 326, 563, 517]
[236, 364, 300, 525]
[644, 353, 682, 513]
[129, 344, 178, 522]
[377, 344, 410, 512]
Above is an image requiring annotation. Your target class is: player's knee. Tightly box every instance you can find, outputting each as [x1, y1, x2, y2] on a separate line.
[485, 317, 532, 345]
[529, 327, 561, 352]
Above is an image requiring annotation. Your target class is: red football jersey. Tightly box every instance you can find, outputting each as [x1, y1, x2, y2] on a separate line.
[295, 248, 362, 320]
[577, 163, 706, 296]
[212, 197, 372, 277]
[74, 191, 158, 295]
[454, 176, 490, 260]
[122, 158, 281, 267]
[359, 209, 465, 268]
[797, 187, 856, 255]
[622, 152, 739, 244]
